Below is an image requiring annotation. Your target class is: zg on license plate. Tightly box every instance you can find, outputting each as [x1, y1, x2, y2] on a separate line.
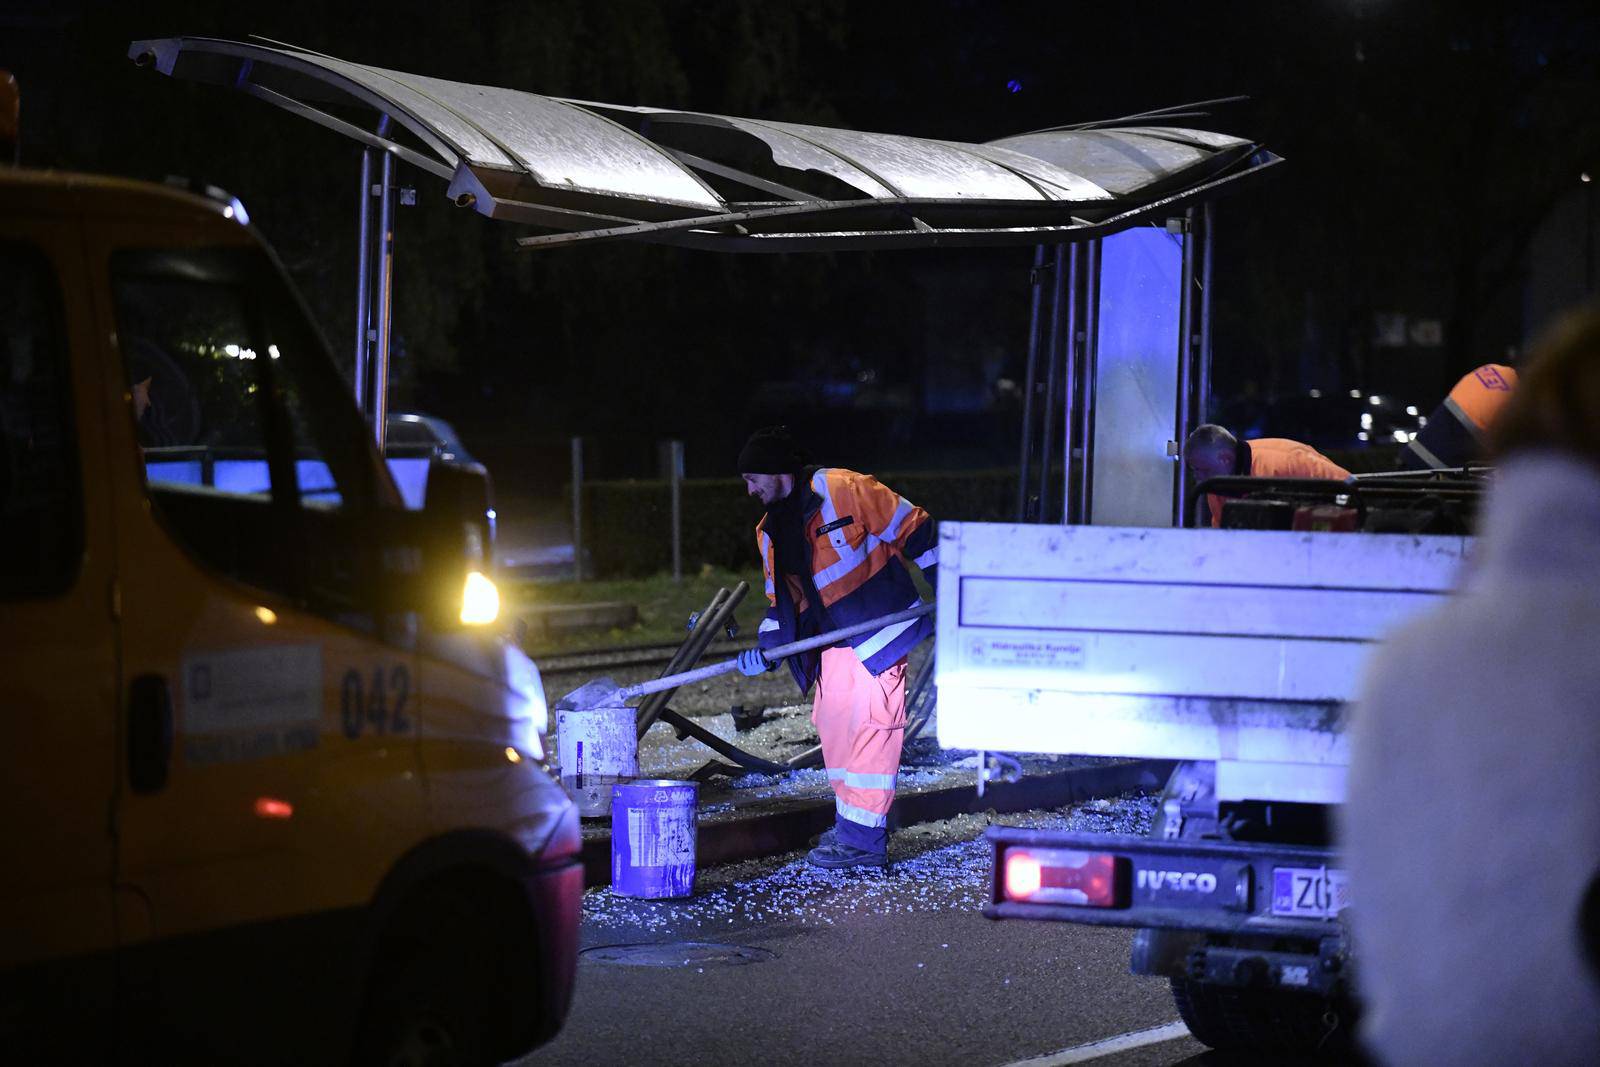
[1271, 867, 1349, 918]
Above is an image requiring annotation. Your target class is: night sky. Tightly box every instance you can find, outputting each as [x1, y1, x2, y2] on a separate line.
[6, 1, 1599, 489]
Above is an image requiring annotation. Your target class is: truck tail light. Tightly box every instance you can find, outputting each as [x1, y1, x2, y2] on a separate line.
[1000, 847, 1123, 908]
[1004, 852, 1043, 899]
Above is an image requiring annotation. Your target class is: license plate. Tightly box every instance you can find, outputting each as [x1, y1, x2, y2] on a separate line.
[1271, 866, 1349, 918]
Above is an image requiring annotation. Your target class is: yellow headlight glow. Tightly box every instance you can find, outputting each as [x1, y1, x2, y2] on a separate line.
[460, 570, 500, 626]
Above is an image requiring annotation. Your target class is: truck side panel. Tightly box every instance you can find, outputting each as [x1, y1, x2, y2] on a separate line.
[935, 522, 1468, 802]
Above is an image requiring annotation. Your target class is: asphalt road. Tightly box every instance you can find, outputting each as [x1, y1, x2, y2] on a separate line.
[516, 799, 1238, 1067]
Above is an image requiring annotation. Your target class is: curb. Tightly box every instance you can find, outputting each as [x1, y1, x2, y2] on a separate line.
[581, 758, 1175, 888]
[517, 600, 638, 639]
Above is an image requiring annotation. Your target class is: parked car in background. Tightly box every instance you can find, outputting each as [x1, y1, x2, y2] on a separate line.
[386, 411, 479, 466]
[383, 413, 497, 556]
[1216, 391, 1426, 454]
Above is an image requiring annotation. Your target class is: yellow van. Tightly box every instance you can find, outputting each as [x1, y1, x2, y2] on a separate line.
[0, 167, 580, 1065]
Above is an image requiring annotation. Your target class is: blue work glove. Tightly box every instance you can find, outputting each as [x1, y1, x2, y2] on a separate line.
[736, 648, 773, 676]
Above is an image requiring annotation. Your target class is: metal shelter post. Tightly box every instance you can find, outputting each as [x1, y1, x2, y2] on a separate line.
[1060, 243, 1080, 524]
[669, 439, 684, 582]
[1076, 239, 1102, 525]
[570, 437, 585, 581]
[1174, 209, 1198, 527]
[371, 117, 395, 453]
[1037, 243, 1068, 519]
[1197, 202, 1216, 432]
[1015, 245, 1048, 521]
[353, 147, 373, 411]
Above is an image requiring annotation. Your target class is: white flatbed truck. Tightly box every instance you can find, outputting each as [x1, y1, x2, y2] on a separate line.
[935, 520, 1468, 1054]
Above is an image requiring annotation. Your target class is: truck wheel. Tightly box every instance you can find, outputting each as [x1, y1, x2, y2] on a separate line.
[1170, 977, 1358, 1059]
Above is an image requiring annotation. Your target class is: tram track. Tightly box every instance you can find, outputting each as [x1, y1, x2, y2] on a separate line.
[530, 638, 754, 677]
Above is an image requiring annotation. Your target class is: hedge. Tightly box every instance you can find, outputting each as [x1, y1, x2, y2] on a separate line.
[580, 469, 1017, 578]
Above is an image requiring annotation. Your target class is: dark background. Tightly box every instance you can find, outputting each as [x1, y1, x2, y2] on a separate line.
[6, 0, 1599, 493]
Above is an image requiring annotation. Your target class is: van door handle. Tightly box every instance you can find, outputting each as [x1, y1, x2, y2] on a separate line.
[128, 674, 174, 794]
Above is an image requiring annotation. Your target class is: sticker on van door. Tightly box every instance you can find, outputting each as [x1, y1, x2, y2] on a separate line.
[181, 645, 322, 765]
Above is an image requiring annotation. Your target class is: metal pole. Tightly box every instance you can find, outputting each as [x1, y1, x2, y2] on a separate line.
[1060, 243, 1080, 525]
[1586, 178, 1595, 295]
[570, 436, 584, 581]
[636, 582, 748, 738]
[1174, 211, 1197, 528]
[669, 439, 684, 582]
[353, 148, 374, 411]
[372, 118, 395, 453]
[1077, 239, 1102, 525]
[1197, 202, 1216, 428]
[634, 586, 729, 738]
[1037, 243, 1067, 520]
[1015, 245, 1048, 521]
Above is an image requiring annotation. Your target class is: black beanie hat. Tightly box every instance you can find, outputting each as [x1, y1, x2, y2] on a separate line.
[737, 425, 805, 474]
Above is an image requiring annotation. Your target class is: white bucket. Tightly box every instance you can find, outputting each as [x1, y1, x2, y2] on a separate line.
[556, 705, 639, 816]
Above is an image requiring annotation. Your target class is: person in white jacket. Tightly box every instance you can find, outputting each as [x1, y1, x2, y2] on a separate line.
[1344, 306, 1600, 1066]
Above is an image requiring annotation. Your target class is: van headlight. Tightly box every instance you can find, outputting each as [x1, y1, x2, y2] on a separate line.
[460, 570, 500, 625]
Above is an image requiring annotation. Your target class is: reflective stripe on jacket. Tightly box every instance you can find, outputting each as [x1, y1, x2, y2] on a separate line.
[755, 468, 937, 690]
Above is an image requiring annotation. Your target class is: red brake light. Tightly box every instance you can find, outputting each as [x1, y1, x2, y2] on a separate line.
[1001, 847, 1121, 907]
[1005, 852, 1044, 899]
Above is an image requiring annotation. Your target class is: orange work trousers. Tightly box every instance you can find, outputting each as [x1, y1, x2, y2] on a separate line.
[813, 646, 907, 836]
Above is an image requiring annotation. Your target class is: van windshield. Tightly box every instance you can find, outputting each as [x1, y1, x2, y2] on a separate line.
[112, 247, 389, 511]
[111, 247, 397, 610]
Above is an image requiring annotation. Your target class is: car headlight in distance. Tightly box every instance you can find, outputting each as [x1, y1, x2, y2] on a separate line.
[460, 570, 500, 625]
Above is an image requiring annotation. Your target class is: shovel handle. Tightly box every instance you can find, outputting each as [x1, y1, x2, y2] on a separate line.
[613, 601, 934, 703]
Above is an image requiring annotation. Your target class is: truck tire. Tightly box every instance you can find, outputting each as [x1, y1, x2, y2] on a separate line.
[1171, 977, 1358, 1059]
[1154, 762, 1359, 1058]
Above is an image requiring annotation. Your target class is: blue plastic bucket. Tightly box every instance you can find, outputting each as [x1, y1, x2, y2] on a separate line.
[610, 779, 699, 899]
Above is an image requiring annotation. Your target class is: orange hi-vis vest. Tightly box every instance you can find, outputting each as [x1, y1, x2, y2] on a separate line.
[1402, 364, 1518, 470]
[755, 468, 937, 689]
[1207, 438, 1352, 527]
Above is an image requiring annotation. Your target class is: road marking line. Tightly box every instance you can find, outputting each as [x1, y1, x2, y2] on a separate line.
[998, 1020, 1193, 1066]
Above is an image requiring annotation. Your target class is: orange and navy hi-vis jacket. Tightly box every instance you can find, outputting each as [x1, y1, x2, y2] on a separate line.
[755, 468, 937, 691]
[1206, 438, 1352, 527]
[1400, 363, 1518, 470]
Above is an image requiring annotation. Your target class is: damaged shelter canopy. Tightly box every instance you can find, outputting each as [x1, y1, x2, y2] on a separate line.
[129, 36, 1279, 252]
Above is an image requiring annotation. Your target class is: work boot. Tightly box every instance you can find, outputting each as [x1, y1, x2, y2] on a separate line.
[807, 827, 838, 849]
[806, 842, 889, 870]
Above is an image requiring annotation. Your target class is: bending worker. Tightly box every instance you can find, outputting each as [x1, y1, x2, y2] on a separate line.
[735, 426, 936, 870]
[1399, 362, 1518, 470]
[1183, 424, 1351, 527]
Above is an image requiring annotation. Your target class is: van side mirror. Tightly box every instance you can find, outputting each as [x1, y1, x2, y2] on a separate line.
[417, 457, 500, 627]
[367, 459, 500, 626]
[422, 456, 495, 565]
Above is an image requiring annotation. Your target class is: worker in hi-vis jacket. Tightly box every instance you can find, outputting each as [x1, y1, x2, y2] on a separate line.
[1183, 423, 1352, 527]
[1399, 363, 1519, 471]
[735, 426, 937, 870]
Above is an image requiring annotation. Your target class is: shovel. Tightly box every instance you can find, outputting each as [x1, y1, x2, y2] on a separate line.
[553, 601, 934, 713]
